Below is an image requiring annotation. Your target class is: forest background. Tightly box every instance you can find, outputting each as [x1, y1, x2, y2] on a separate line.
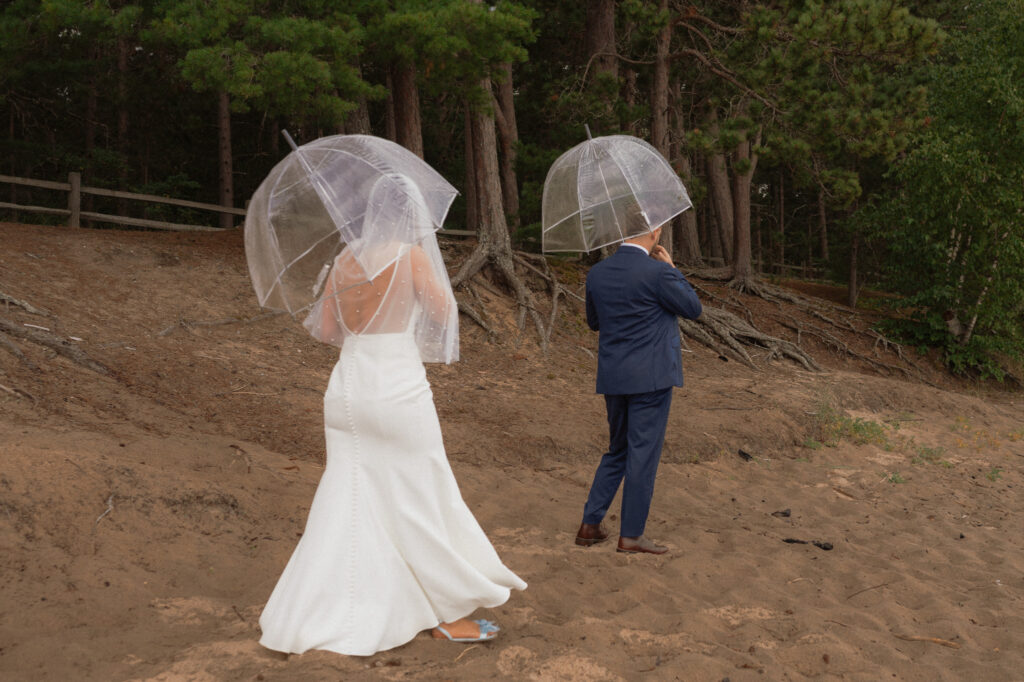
[1, 0, 1022, 379]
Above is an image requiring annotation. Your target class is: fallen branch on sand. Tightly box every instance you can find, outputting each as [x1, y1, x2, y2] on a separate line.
[891, 633, 961, 649]
[95, 494, 115, 526]
[0, 317, 110, 375]
[846, 582, 890, 600]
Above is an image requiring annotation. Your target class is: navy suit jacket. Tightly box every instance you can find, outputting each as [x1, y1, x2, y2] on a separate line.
[585, 245, 702, 395]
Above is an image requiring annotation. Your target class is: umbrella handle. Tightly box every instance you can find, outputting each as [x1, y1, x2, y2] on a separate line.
[281, 129, 300, 152]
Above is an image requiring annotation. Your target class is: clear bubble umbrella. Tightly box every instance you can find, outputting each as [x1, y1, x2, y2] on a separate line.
[244, 133, 458, 318]
[541, 129, 692, 253]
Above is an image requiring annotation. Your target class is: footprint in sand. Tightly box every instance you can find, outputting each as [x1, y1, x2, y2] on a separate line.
[149, 596, 259, 628]
[703, 604, 778, 627]
[619, 628, 716, 655]
[498, 646, 623, 681]
[489, 527, 566, 556]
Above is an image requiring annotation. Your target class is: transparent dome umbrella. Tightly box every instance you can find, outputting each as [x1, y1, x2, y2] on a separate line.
[244, 132, 458, 317]
[541, 129, 692, 253]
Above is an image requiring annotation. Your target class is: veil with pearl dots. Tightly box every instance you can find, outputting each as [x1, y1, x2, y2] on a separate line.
[302, 173, 459, 363]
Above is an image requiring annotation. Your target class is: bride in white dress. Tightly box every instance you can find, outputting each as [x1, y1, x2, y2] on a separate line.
[258, 174, 526, 656]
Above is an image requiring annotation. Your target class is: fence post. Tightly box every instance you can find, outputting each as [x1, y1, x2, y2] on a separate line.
[68, 172, 81, 228]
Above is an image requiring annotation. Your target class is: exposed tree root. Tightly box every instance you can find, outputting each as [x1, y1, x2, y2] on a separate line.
[0, 330, 39, 370]
[513, 252, 585, 349]
[1, 290, 50, 316]
[681, 307, 822, 371]
[0, 317, 111, 376]
[455, 281, 495, 338]
[727, 273, 765, 297]
[451, 242, 549, 351]
[682, 271, 933, 377]
[774, 316, 934, 385]
[0, 376, 35, 402]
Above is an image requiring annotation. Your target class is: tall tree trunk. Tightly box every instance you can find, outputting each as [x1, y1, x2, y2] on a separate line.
[464, 107, 478, 233]
[384, 72, 397, 142]
[705, 184, 724, 263]
[707, 152, 733, 264]
[345, 94, 372, 135]
[847, 232, 859, 308]
[817, 188, 829, 263]
[586, 0, 618, 129]
[754, 207, 762, 272]
[777, 171, 786, 273]
[451, 66, 547, 347]
[697, 202, 710, 259]
[621, 66, 638, 133]
[341, 61, 372, 135]
[670, 78, 701, 265]
[391, 62, 423, 158]
[117, 38, 130, 216]
[651, 0, 672, 255]
[217, 90, 234, 229]
[85, 60, 98, 227]
[8, 102, 17, 221]
[470, 92, 511, 252]
[674, 156, 701, 265]
[269, 120, 280, 156]
[586, 0, 618, 80]
[493, 63, 520, 231]
[730, 130, 759, 288]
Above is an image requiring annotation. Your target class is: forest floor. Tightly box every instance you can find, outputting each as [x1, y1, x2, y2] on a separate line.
[1, 221, 1022, 682]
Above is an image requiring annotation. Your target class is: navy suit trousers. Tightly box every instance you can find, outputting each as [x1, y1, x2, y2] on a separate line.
[582, 387, 673, 537]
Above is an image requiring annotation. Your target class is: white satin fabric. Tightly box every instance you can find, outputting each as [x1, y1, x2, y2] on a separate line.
[258, 332, 526, 656]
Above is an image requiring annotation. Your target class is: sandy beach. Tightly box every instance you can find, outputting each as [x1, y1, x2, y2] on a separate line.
[1, 222, 1021, 681]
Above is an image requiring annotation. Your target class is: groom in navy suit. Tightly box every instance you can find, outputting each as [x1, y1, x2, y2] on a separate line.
[575, 225, 702, 554]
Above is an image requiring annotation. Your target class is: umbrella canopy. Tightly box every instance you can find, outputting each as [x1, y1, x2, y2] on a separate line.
[244, 133, 458, 316]
[541, 134, 692, 253]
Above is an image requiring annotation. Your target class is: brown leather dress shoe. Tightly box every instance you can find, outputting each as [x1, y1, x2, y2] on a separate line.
[616, 535, 668, 555]
[575, 522, 610, 546]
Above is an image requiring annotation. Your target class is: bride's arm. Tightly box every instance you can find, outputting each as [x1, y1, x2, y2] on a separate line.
[409, 245, 454, 323]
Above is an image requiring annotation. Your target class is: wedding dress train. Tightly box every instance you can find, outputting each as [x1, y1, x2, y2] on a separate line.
[258, 330, 526, 656]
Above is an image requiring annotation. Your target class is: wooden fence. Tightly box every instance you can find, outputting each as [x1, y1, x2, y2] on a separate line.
[0, 172, 474, 236]
[0, 172, 244, 232]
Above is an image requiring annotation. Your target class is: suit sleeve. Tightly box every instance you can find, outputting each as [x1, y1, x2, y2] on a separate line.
[585, 283, 600, 331]
[656, 267, 702, 320]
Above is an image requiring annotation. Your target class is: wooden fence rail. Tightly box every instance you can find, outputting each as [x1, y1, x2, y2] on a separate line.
[0, 172, 475, 237]
[1, 172, 243, 232]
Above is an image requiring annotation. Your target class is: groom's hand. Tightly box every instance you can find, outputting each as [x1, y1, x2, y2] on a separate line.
[651, 245, 674, 266]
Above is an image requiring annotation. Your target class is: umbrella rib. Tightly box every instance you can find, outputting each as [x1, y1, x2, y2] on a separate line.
[591, 146, 627, 245]
[258, 170, 294, 311]
[300, 145, 455, 232]
[544, 189, 655, 235]
[265, 228, 342, 310]
[607, 142, 648, 229]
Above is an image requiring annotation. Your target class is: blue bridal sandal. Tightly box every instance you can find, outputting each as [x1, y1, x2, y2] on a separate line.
[432, 619, 500, 642]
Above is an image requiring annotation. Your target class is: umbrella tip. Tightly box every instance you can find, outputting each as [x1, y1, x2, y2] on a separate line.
[584, 123, 593, 140]
[281, 129, 299, 152]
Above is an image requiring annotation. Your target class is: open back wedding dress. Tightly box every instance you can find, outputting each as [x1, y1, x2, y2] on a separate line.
[258, 177, 526, 656]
